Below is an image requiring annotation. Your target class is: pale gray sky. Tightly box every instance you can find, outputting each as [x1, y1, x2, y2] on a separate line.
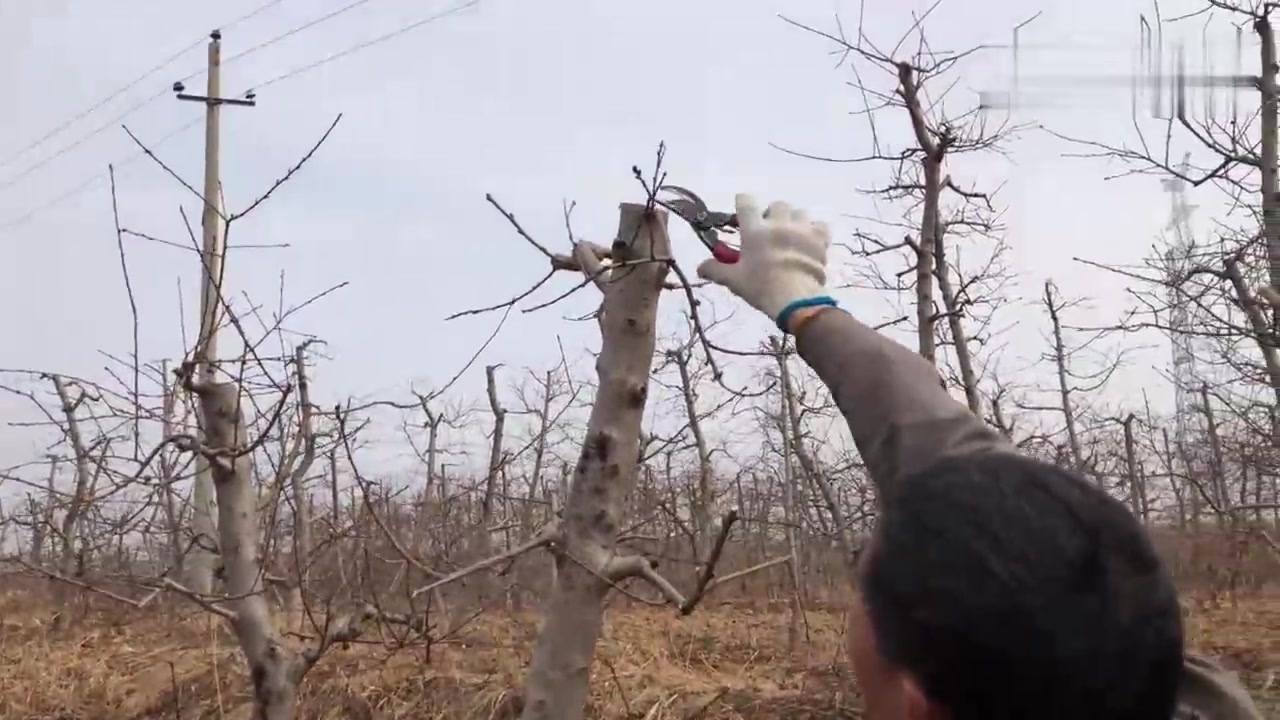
[0, 0, 1237, 469]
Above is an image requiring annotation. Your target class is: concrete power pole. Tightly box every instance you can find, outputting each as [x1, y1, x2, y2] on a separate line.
[174, 29, 256, 594]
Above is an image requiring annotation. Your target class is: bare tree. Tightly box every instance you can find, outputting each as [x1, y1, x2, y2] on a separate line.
[780, 12, 1021, 416]
[1023, 7, 1280, 608]
[451, 152, 790, 717]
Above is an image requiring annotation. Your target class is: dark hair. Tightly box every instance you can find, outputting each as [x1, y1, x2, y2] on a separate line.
[861, 451, 1184, 720]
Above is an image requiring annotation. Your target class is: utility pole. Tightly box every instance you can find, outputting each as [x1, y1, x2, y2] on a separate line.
[174, 29, 256, 594]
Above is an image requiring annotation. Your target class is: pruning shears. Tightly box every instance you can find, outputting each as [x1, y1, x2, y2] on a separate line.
[655, 185, 741, 264]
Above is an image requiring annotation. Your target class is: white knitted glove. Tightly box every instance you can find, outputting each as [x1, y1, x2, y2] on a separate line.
[696, 193, 837, 330]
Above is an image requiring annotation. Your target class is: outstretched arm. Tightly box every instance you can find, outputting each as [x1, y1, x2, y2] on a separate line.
[693, 192, 1009, 490]
[790, 305, 1009, 491]
[696, 194, 1262, 720]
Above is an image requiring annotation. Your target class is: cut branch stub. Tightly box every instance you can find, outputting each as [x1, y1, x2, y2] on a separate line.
[519, 203, 671, 720]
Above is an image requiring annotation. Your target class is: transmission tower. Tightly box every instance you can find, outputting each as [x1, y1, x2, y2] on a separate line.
[1161, 153, 1209, 464]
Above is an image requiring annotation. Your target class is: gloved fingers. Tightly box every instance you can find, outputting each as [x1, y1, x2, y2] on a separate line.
[696, 256, 742, 289]
[812, 219, 831, 246]
[765, 200, 792, 220]
[734, 193, 763, 232]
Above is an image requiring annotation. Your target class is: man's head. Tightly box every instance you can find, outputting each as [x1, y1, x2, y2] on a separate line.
[847, 452, 1184, 720]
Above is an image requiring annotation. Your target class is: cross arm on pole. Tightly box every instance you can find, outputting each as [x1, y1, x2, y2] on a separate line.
[176, 92, 257, 107]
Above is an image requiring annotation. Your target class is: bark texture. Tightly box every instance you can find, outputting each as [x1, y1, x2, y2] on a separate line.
[195, 380, 305, 720]
[518, 203, 670, 720]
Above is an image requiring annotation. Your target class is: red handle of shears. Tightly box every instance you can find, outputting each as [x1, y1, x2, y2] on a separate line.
[710, 242, 740, 264]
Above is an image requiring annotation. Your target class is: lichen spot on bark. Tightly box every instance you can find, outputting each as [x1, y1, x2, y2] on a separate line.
[604, 463, 620, 480]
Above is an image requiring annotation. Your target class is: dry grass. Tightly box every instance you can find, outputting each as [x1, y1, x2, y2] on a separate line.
[0, 591, 1275, 720]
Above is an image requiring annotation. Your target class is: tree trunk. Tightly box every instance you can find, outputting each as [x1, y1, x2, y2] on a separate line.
[519, 202, 670, 720]
[1257, 15, 1279, 292]
[519, 370, 556, 605]
[772, 339, 855, 566]
[194, 379, 305, 720]
[284, 344, 318, 634]
[1121, 414, 1143, 519]
[421, 402, 443, 503]
[50, 376, 94, 622]
[1163, 427, 1188, 530]
[1200, 385, 1229, 529]
[933, 231, 982, 414]
[670, 347, 713, 555]
[897, 61, 940, 364]
[777, 394, 805, 654]
[477, 364, 507, 605]
[158, 361, 185, 576]
[1044, 281, 1088, 479]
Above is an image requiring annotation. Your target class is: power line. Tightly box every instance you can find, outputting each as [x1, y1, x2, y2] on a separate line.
[0, 87, 171, 192]
[228, 0, 291, 27]
[0, 38, 203, 174]
[0, 0, 367, 194]
[256, 0, 479, 90]
[0, 0, 479, 235]
[0, 0, 289, 173]
[0, 118, 202, 234]
[223, 0, 377, 67]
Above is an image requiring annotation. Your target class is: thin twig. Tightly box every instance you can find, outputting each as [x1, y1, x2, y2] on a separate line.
[231, 114, 343, 221]
[122, 125, 222, 219]
[107, 166, 141, 461]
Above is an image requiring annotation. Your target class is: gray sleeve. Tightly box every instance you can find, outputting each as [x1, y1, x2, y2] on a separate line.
[793, 307, 1011, 491]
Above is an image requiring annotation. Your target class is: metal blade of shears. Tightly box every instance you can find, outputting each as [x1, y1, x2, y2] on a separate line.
[654, 185, 741, 264]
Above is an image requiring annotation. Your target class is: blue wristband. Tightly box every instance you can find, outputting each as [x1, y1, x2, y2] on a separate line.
[775, 295, 839, 332]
